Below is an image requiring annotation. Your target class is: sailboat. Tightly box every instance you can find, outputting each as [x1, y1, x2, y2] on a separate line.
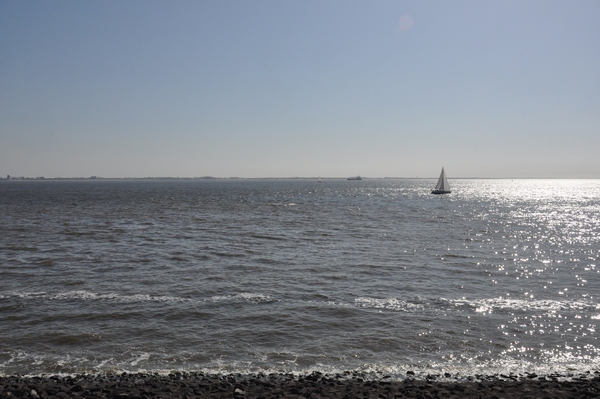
[431, 167, 451, 194]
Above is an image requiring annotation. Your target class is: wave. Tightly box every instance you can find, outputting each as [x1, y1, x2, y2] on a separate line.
[0, 290, 276, 306]
[354, 297, 425, 312]
[2, 348, 599, 381]
[3, 290, 598, 315]
[207, 293, 275, 304]
[248, 233, 287, 241]
[352, 295, 599, 315]
[1, 290, 190, 304]
[441, 297, 600, 313]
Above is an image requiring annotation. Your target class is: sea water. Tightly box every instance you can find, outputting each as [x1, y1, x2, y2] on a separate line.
[1, 178, 599, 378]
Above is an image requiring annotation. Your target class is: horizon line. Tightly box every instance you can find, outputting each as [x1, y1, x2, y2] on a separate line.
[2, 176, 599, 181]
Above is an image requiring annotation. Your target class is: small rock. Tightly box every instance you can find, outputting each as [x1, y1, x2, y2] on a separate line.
[69, 384, 84, 393]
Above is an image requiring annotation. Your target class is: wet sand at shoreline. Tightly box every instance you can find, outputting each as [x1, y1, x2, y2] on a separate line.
[2, 371, 599, 398]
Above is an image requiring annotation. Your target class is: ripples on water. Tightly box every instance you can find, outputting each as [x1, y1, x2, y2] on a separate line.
[0, 179, 599, 378]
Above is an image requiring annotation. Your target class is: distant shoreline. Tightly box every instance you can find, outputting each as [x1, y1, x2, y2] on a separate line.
[2, 176, 598, 181]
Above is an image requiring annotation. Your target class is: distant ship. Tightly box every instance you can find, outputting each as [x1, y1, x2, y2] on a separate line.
[431, 167, 451, 194]
[347, 176, 362, 181]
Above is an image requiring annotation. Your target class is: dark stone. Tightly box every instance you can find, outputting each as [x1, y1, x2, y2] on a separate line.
[69, 384, 84, 392]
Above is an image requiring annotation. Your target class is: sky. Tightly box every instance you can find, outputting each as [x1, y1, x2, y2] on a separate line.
[1, 1, 599, 179]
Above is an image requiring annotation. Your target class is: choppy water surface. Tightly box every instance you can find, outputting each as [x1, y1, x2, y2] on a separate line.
[1, 179, 599, 378]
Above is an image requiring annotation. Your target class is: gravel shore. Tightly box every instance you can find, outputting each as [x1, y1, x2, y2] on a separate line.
[2, 371, 599, 398]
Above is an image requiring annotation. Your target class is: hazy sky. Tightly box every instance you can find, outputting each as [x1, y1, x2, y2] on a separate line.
[1, 1, 599, 178]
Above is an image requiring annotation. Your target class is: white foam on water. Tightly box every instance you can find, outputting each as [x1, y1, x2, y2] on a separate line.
[354, 297, 424, 312]
[2, 345, 599, 381]
[12, 291, 48, 299]
[207, 292, 273, 304]
[2, 290, 190, 304]
[94, 358, 114, 369]
[129, 353, 150, 367]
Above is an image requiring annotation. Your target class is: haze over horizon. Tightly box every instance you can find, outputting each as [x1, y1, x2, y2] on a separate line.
[2, 1, 599, 179]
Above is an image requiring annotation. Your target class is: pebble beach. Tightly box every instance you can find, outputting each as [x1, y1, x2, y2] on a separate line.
[2, 372, 600, 399]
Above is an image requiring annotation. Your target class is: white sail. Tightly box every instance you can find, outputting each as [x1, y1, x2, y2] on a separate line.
[432, 167, 451, 194]
[435, 168, 447, 191]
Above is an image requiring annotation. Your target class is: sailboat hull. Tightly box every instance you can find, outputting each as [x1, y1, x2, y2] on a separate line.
[431, 189, 451, 195]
